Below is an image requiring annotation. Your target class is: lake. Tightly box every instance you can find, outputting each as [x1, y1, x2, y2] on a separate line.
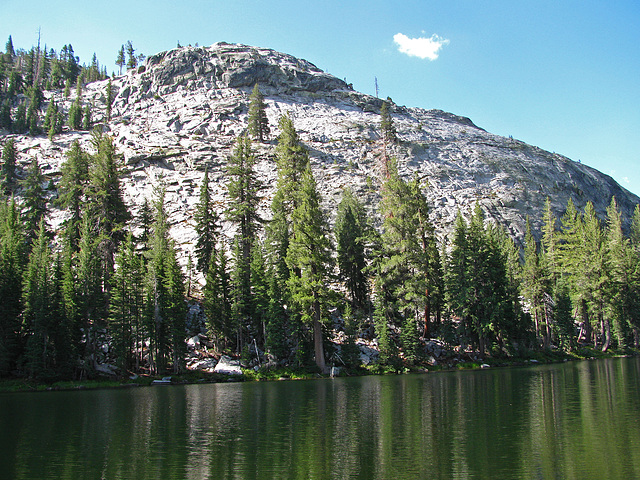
[1, 357, 639, 479]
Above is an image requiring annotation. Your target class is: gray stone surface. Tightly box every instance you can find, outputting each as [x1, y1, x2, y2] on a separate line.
[5, 41, 638, 286]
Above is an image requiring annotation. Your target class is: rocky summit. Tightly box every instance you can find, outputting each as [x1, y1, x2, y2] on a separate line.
[9, 42, 640, 268]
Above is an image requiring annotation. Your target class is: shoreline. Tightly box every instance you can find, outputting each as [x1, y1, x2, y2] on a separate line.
[1, 347, 636, 394]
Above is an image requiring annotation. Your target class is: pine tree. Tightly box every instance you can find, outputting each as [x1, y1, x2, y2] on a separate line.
[521, 217, 547, 347]
[22, 219, 54, 378]
[87, 133, 130, 283]
[603, 197, 634, 349]
[225, 135, 263, 346]
[285, 166, 333, 372]
[82, 104, 92, 130]
[56, 140, 89, 251]
[125, 41, 137, 70]
[380, 100, 397, 144]
[21, 158, 47, 244]
[204, 244, 232, 352]
[145, 188, 186, 374]
[194, 167, 219, 274]
[335, 188, 370, 311]
[247, 83, 270, 142]
[116, 46, 125, 75]
[109, 233, 145, 372]
[0, 199, 25, 375]
[374, 164, 439, 339]
[580, 202, 607, 349]
[13, 102, 27, 134]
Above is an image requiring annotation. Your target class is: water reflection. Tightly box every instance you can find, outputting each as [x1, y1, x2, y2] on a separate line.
[1, 358, 640, 479]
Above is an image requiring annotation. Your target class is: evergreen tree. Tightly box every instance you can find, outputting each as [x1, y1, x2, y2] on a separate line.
[116, 45, 125, 75]
[67, 98, 82, 130]
[285, 166, 333, 372]
[264, 268, 288, 360]
[225, 135, 263, 346]
[21, 219, 54, 378]
[21, 158, 47, 244]
[340, 304, 361, 368]
[580, 202, 607, 349]
[13, 102, 27, 134]
[380, 100, 397, 144]
[204, 244, 232, 352]
[267, 113, 310, 282]
[82, 103, 92, 130]
[125, 41, 137, 70]
[603, 197, 634, 348]
[335, 188, 370, 311]
[0, 199, 25, 375]
[0, 100, 12, 131]
[145, 188, 186, 374]
[86, 133, 130, 284]
[521, 217, 547, 347]
[56, 140, 89, 251]
[109, 233, 145, 372]
[374, 163, 439, 339]
[43, 98, 58, 138]
[194, 167, 219, 274]
[247, 83, 270, 142]
[137, 198, 153, 252]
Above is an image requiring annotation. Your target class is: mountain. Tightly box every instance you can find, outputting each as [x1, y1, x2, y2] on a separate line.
[9, 42, 640, 259]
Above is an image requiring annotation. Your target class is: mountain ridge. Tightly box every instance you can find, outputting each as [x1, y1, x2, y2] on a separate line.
[6, 42, 639, 260]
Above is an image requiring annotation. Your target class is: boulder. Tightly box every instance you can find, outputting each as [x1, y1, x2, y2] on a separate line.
[214, 355, 243, 375]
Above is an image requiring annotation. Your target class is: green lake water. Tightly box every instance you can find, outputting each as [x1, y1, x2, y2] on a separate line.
[1, 357, 639, 479]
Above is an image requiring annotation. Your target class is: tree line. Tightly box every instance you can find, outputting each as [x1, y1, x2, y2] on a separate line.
[0, 36, 143, 140]
[1, 66, 639, 381]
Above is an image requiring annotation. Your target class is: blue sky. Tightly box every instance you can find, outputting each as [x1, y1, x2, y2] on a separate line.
[2, 0, 639, 196]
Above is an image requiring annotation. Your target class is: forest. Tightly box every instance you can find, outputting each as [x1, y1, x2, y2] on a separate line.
[1, 36, 640, 380]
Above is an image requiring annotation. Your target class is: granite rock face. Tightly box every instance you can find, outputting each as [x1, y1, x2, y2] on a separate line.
[5, 42, 639, 275]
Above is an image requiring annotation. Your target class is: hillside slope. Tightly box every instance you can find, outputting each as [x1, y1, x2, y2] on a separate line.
[7, 42, 639, 258]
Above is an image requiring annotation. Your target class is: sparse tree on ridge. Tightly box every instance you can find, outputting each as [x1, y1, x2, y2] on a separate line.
[248, 83, 270, 143]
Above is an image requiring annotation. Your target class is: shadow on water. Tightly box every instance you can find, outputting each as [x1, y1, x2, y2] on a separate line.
[1, 357, 640, 479]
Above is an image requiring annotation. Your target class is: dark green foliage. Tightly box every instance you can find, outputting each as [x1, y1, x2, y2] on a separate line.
[194, 167, 219, 274]
[145, 188, 186, 374]
[86, 132, 130, 280]
[109, 233, 145, 372]
[248, 83, 270, 142]
[0, 101, 12, 130]
[340, 304, 361, 368]
[444, 204, 521, 355]
[67, 99, 82, 130]
[82, 104, 92, 130]
[204, 244, 232, 351]
[13, 102, 27, 134]
[56, 140, 89, 250]
[374, 162, 440, 340]
[380, 100, 397, 144]
[0, 199, 25, 375]
[285, 166, 333, 372]
[125, 41, 137, 70]
[224, 136, 263, 351]
[116, 45, 125, 75]
[335, 188, 370, 311]
[21, 158, 47, 244]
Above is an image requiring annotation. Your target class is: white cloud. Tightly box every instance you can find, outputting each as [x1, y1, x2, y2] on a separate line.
[393, 33, 449, 60]
[623, 176, 630, 184]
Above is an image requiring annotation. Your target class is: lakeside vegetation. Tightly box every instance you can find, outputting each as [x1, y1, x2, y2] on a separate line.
[1, 36, 640, 385]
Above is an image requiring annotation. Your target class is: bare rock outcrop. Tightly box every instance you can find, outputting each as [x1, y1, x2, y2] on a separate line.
[4, 42, 638, 272]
